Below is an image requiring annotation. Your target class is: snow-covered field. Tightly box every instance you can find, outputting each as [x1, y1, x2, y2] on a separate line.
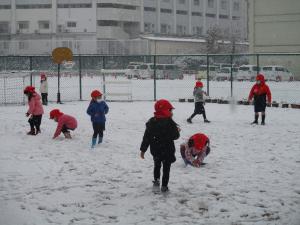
[0, 101, 300, 225]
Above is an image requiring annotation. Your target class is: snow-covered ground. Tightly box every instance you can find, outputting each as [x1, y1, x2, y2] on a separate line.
[0, 101, 300, 225]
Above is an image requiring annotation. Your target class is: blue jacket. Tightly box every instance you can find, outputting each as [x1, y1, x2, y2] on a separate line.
[86, 100, 109, 124]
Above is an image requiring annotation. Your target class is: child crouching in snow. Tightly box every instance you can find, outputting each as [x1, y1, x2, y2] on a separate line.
[86, 90, 109, 148]
[180, 133, 210, 167]
[23, 86, 44, 135]
[50, 109, 77, 139]
[140, 99, 180, 192]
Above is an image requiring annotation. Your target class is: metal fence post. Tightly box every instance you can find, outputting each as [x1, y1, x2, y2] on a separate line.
[57, 63, 61, 103]
[102, 56, 106, 101]
[230, 54, 233, 97]
[154, 55, 157, 101]
[206, 54, 210, 96]
[256, 54, 260, 75]
[79, 55, 82, 101]
[29, 56, 33, 86]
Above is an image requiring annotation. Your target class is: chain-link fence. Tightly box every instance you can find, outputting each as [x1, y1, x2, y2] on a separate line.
[0, 53, 299, 105]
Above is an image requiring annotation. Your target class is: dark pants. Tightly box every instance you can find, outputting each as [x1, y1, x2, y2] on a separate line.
[92, 123, 105, 139]
[190, 102, 207, 120]
[61, 125, 74, 133]
[154, 158, 171, 187]
[41, 93, 48, 105]
[28, 115, 42, 131]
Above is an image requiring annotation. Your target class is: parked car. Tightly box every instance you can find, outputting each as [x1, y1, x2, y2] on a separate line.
[125, 64, 140, 79]
[261, 65, 294, 81]
[215, 67, 238, 81]
[236, 65, 260, 81]
[196, 65, 218, 80]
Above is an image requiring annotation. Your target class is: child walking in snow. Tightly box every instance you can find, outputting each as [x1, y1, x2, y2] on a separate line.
[40, 73, 48, 105]
[187, 81, 210, 123]
[180, 133, 210, 168]
[50, 109, 77, 139]
[248, 74, 272, 125]
[140, 99, 180, 192]
[24, 86, 44, 135]
[86, 90, 109, 148]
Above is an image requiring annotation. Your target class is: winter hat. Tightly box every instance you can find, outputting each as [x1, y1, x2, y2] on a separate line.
[23, 86, 35, 94]
[154, 99, 174, 118]
[256, 74, 265, 84]
[50, 109, 63, 119]
[91, 90, 102, 98]
[189, 133, 209, 152]
[195, 81, 203, 88]
[40, 73, 46, 80]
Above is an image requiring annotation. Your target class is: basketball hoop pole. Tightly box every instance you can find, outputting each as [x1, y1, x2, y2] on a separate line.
[57, 63, 62, 104]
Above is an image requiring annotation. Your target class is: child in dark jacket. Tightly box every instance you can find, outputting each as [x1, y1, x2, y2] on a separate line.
[140, 99, 180, 192]
[87, 90, 109, 148]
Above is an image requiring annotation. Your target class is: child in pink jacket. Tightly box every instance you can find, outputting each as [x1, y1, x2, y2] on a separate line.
[23, 86, 44, 135]
[50, 109, 77, 139]
[180, 133, 210, 167]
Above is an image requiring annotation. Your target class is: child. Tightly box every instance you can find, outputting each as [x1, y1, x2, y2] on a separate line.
[180, 133, 210, 168]
[39, 73, 48, 105]
[187, 81, 210, 123]
[140, 99, 180, 192]
[50, 109, 77, 139]
[23, 86, 44, 135]
[248, 74, 272, 125]
[86, 90, 109, 148]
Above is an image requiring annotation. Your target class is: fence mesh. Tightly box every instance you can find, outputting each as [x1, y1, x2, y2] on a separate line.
[0, 54, 299, 105]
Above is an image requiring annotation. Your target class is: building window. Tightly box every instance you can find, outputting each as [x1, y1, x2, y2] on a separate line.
[233, 2, 240, 11]
[161, 24, 171, 34]
[18, 21, 29, 30]
[19, 41, 28, 50]
[219, 14, 228, 19]
[144, 7, 156, 12]
[16, 4, 51, 9]
[38, 21, 50, 29]
[221, 0, 227, 10]
[194, 0, 200, 6]
[67, 22, 77, 28]
[97, 3, 136, 10]
[208, 0, 214, 8]
[192, 12, 202, 16]
[0, 5, 11, 9]
[178, 0, 186, 4]
[232, 16, 240, 20]
[97, 20, 119, 26]
[177, 25, 186, 35]
[0, 22, 9, 33]
[206, 13, 216, 18]
[57, 3, 92, 8]
[176, 10, 188, 15]
[193, 26, 202, 35]
[161, 8, 172, 13]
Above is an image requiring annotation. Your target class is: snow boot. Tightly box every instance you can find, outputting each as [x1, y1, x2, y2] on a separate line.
[204, 119, 210, 123]
[64, 132, 72, 139]
[252, 115, 259, 124]
[161, 186, 169, 193]
[187, 118, 192, 123]
[98, 136, 103, 144]
[261, 115, 265, 125]
[91, 138, 97, 148]
[27, 128, 35, 135]
[152, 179, 160, 187]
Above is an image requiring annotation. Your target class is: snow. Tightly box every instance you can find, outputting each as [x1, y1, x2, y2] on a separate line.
[0, 101, 300, 225]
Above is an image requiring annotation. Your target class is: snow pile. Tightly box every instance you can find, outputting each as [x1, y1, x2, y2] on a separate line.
[0, 101, 299, 225]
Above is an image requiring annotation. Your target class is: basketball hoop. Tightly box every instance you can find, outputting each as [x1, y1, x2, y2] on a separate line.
[63, 60, 75, 69]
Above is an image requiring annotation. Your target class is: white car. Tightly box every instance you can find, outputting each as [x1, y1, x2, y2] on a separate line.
[261, 65, 294, 81]
[236, 65, 260, 81]
[215, 67, 238, 81]
[125, 64, 140, 79]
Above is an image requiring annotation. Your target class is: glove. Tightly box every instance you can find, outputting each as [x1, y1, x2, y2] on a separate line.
[26, 112, 30, 117]
[192, 159, 200, 168]
[140, 151, 145, 159]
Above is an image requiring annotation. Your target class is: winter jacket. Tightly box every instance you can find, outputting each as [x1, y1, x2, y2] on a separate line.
[53, 114, 77, 138]
[180, 143, 208, 167]
[193, 87, 205, 102]
[27, 93, 44, 115]
[248, 77, 272, 104]
[86, 100, 109, 124]
[40, 80, 48, 93]
[140, 117, 180, 163]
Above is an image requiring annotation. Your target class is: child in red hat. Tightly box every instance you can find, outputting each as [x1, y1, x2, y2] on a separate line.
[187, 81, 210, 123]
[39, 73, 48, 105]
[50, 109, 77, 139]
[180, 133, 210, 167]
[86, 90, 109, 148]
[248, 74, 272, 125]
[140, 99, 180, 192]
[23, 86, 44, 135]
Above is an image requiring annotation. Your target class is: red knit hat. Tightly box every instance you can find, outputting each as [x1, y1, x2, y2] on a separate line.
[195, 81, 203, 88]
[190, 133, 209, 152]
[154, 99, 174, 118]
[23, 86, 35, 94]
[256, 74, 265, 83]
[91, 90, 102, 98]
[40, 73, 46, 79]
[50, 109, 63, 119]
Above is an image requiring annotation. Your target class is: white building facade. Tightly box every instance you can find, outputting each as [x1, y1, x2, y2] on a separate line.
[0, 0, 248, 55]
